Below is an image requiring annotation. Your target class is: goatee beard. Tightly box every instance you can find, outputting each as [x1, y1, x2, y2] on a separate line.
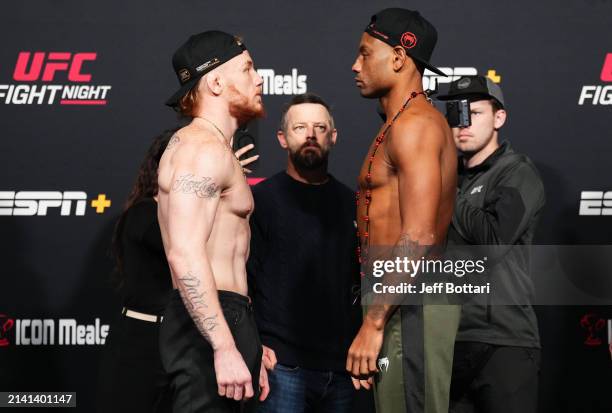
[290, 142, 328, 170]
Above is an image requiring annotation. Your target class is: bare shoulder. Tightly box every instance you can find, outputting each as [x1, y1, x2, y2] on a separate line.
[172, 128, 233, 169]
[387, 103, 448, 157]
[165, 128, 234, 190]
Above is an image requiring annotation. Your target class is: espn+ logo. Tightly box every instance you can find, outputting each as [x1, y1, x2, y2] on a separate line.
[0, 191, 112, 216]
[0, 51, 111, 105]
[422, 67, 502, 91]
[579, 191, 612, 216]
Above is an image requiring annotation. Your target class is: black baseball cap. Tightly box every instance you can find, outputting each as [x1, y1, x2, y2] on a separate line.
[437, 75, 505, 108]
[364, 8, 446, 76]
[166, 30, 247, 108]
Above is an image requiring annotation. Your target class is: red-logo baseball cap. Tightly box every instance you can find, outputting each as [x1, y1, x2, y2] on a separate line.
[365, 8, 446, 77]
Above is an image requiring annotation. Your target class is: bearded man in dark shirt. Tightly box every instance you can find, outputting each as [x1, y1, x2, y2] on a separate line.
[248, 93, 361, 413]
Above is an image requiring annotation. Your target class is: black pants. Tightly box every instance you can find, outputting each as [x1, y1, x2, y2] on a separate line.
[449, 342, 540, 413]
[160, 289, 262, 413]
[97, 313, 171, 413]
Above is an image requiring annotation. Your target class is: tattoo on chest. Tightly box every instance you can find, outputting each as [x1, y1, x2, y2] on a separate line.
[172, 174, 219, 198]
[177, 272, 219, 339]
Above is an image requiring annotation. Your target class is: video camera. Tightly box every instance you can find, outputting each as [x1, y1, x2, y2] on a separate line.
[444, 99, 471, 128]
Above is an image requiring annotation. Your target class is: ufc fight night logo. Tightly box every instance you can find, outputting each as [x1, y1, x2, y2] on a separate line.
[578, 53, 612, 105]
[0, 191, 112, 216]
[578, 191, 612, 216]
[0, 51, 112, 105]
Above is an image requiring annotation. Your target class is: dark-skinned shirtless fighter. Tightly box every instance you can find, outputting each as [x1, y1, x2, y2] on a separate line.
[346, 9, 461, 413]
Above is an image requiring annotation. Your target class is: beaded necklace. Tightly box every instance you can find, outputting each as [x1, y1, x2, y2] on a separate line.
[356, 91, 427, 277]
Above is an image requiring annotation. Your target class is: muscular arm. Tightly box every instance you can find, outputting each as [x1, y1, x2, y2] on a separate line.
[347, 116, 447, 381]
[164, 142, 235, 350]
[367, 117, 443, 328]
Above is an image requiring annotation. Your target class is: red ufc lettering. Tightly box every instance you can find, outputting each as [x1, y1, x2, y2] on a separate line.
[41, 52, 71, 81]
[68, 53, 96, 81]
[13, 52, 46, 81]
[13, 52, 96, 82]
[601, 53, 612, 82]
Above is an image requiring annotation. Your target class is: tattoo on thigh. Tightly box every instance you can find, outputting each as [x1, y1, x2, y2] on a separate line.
[172, 174, 219, 198]
[177, 272, 219, 339]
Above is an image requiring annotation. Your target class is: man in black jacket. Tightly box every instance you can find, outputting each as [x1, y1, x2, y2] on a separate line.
[438, 76, 545, 413]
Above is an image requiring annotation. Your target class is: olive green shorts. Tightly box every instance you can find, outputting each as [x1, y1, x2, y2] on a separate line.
[372, 301, 461, 413]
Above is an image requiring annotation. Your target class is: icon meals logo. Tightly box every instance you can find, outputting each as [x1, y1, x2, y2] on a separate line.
[0, 314, 109, 347]
[0, 51, 112, 105]
[581, 313, 606, 346]
[0, 314, 15, 347]
[579, 313, 612, 359]
[256, 68, 307, 95]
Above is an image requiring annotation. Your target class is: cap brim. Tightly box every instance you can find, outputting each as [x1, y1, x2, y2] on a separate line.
[409, 54, 447, 77]
[165, 75, 202, 108]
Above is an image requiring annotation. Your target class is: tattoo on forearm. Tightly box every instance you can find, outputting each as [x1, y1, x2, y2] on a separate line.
[177, 271, 219, 340]
[177, 272, 208, 311]
[394, 234, 434, 261]
[166, 134, 180, 150]
[395, 235, 420, 259]
[369, 234, 435, 312]
[172, 174, 219, 198]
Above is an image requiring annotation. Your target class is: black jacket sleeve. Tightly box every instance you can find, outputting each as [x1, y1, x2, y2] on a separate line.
[452, 160, 545, 248]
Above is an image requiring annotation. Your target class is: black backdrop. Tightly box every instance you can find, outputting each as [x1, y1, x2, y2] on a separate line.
[1, 1, 611, 411]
